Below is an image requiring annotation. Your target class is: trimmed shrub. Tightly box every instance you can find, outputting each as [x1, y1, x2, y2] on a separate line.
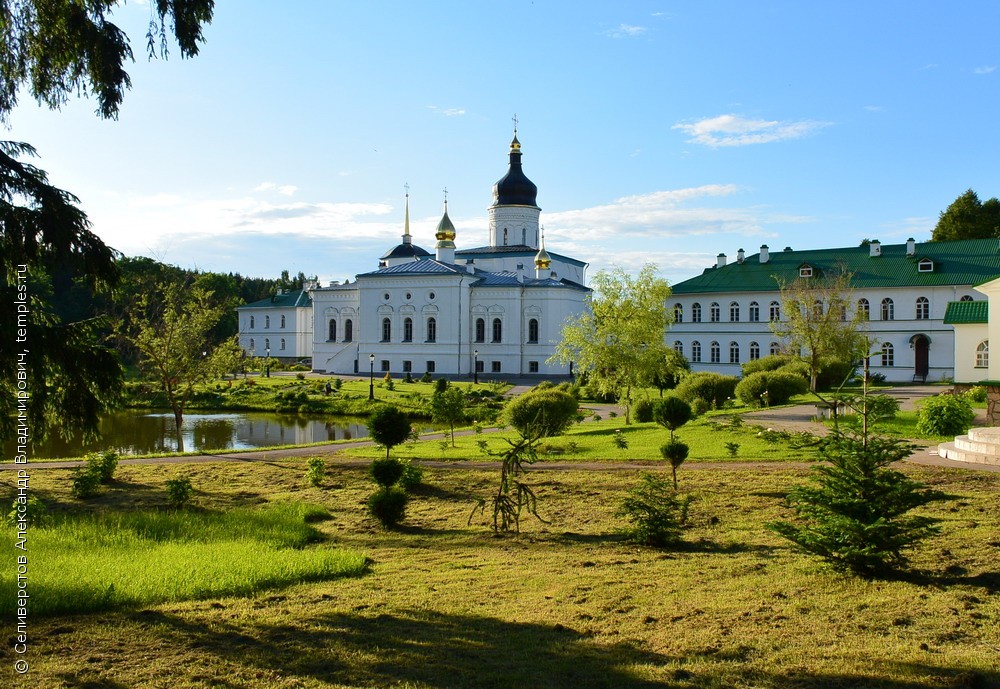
[617, 473, 690, 547]
[166, 477, 194, 508]
[917, 393, 975, 436]
[735, 370, 809, 407]
[504, 387, 579, 438]
[660, 440, 690, 489]
[370, 457, 406, 489]
[367, 487, 408, 528]
[305, 457, 326, 487]
[741, 354, 799, 376]
[651, 397, 692, 439]
[368, 405, 412, 460]
[634, 398, 654, 423]
[673, 372, 738, 409]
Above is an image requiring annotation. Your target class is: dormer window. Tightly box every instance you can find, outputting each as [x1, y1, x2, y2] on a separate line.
[799, 264, 813, 278]
[918, 258, 934, 273]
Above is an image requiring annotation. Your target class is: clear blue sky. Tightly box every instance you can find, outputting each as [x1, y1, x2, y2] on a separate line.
[10, 1, 1000, 287]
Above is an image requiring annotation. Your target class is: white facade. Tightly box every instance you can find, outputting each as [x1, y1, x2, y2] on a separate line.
[237, 287, 314, 362]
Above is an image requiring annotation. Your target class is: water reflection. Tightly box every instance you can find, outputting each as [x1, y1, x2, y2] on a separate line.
[5, 411, 373, 459]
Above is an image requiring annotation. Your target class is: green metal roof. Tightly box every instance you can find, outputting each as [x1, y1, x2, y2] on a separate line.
[943, 300, 989, 324]
[238, 289, 312, 309]
[671, 239, 1000, 294]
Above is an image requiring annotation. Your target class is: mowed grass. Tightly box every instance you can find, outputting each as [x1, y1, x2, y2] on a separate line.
[5, 456, 998, 688]
[0, 502, 366, 617]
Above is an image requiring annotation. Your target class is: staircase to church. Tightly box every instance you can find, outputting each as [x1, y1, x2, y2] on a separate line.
[937, 427, 1000, 466]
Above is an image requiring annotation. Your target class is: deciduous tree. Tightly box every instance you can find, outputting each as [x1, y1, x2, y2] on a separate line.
[931, 189, 1000, 241]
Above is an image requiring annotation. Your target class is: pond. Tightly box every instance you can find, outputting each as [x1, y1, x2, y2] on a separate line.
[7, 410, 376, 459]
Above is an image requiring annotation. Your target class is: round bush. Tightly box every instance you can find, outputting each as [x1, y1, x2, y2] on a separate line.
[917, 394, 975, 436]
[367, 487, 408, 528]
[741, 354, 798, 376]
[674, 372, 738, 409]
[734, 370, 770, 407]
[370, 457, 406, 489]
[735, 370, 808, 407]
[660, 440, 689, 467]
[504, 387, 579, 438]
[652, 397, 692, 433]
[633, 398, 654, 423]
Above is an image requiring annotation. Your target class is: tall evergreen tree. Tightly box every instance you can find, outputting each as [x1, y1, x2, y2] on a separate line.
[932, 189, 1000, 241]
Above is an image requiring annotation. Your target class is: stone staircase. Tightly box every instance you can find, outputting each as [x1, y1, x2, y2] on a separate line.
[937, 427, 1000, 466]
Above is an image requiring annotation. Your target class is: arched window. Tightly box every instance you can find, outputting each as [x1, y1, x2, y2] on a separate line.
[328, 320, 337, 341]
[264, 315, 270, 329]
[475, 318, 486, 343]
[881, 298, 894, 321]
[915, 296, 929, 320]
[749, 342, 760, 361]
[710, 302, 720, 323]
[528, 318, 539, 343]
[280, 338, 286, 350]
[403, 317, 413, 342]
[769, 301, 780, 321]
[813, 300, 824, 317]
[673, 341, 683, 355]
[344, 319, 353, 342]
[250, 315, 255, 329]
[249, 338, 255, 351]
[710, 341, 721, 364]
[729, 302, 740, 322]
[691, 303, 702, 323]
[673, 303, 683, 323]
[264, 338, 270, 351]
[976, 340, 989, 368]
[729, 341, 740, 364]
[960, 295, 974, 302]
[381, 317, 391, 342]
[748, 301, 760, 322]
[492, 318, 502, 343]
[858, 298, 870, 320]
[691, 341, 702, 363]
[426, 317, 437, 343]
[280, 315, 286, 328]
[770, 342, 781, 356]
[881, 342, 894, 367]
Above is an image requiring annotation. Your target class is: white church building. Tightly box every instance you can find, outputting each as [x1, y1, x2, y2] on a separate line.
[238, 132, 590, 378]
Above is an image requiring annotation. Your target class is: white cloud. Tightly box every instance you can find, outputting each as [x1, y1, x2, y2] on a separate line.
[254, 182, 298, 195]
[605, 24, 647, 38]
[673, 114, 831, 147]
[426, 106, 467, 116]
[974, 65, 997, 75]
[864, 105, 885, 112]
[277, 185, 298, 196]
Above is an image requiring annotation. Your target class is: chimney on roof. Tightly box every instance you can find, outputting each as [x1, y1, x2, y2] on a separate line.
[717, 253, 727, 268]
[870, 240, 881, 257]
[759, 245, 770, 264]
[906, 237, 916, 256]
[737, 248, 745, 264]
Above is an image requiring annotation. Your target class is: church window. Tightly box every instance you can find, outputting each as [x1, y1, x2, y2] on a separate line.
[673, 303, 683, 323]
[710, 302, 720, 322]
[403, 360, 412, 373]
[492, 361, 502, 373]
[249, 338, 255, 351]
[858, 298, 870, 320]
[960, 295, 974, 302]
[426, 361, 436, 373]
[381, 360, 390, 372]
[280, 338, 286, 351]
[769, 301, 780, 321]
[250, 315, 255, 329]
[528, 318, 539, 344]
[429, 292, 436, 301]
[770, 342, 781, 356]
[673, 341, 683, 355]
[427, 317, 437, 343]
[729, 341, 739, 364]
[492, 318, 502, 343]
[344, 319, 353, 341]
[529, 361, 539, 373]
[503, 228, 508, 245]
[710, 341, 721, 364]
[976, 341, 989, 368]
[381, 317, 391, 342]
[264, 338, 270, 351]
[691, 341, 701, 363]
[383, 292, 390, 301]
[748, 302, 760, 322]
[265, 315, 270, 329]
[691, 303, 702, 323]
[749, 342, 760, 361]
[729, 302, 740, 322]
[405, 292, 412, 301]
[475, 318, 486, 343]
[280, 315, 286, 328]
[916, 296, 929, 320]
[328, 320, 337, 342]
[881, 298, 894, 321]
[403, 318, 413, 342]
[881, 342, 894, 367]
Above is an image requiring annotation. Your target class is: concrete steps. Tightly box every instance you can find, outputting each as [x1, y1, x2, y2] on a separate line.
[937, 427, 1000, 466]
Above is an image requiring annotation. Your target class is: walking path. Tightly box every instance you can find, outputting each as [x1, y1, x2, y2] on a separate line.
[4, 386, 997, 473]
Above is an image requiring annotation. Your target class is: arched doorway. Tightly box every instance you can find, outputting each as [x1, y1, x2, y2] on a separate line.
[910, 334, 930, 383]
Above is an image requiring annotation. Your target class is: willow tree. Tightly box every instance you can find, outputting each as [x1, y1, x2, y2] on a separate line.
[551, 264, 674, 424]
[771, 268, 868, 392]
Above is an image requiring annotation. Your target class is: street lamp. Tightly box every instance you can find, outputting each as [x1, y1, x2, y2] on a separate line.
[473, 349, 479, 385]
[265, 347, 271, 378]
[369, 353, 376, 400]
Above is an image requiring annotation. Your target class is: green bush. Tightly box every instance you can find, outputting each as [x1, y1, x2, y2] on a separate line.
[964, 385, 987, 404]
[370, 457, 406, 489]
[305, 457, 326, 487]
[917, 393, 975, 436]
[741, 354, 799, 376]
[612, 430, 628, 449]
[633, 398, 654, 423]
[651, 397, 692, 439]
[85, 450, 119, 484]
[6, 494, 49, 526]
[660, 440, 690, 489]
[674, 372, 738, 409]
[71, 468, 102, 500]
[367, 487, 408, 528]
[504, 387, 579, 438]
[617, 473, 691, 547]
[398, 458, 423, 491]
[166, 477, 194, 508]
[368, 405, 413, 460]
[735, 370, 808, 407]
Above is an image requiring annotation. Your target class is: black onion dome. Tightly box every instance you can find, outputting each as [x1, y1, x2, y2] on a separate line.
[491, 135, 538, 207]
[380, 243, 431, 260]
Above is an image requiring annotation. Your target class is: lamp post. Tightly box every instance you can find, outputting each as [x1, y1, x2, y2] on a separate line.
[473, 349, 479, 385]
[368, 353, 376, 400]
[265, 348, 271, 378]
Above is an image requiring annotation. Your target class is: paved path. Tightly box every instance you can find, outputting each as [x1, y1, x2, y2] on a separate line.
[4, 386, 997, 473]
